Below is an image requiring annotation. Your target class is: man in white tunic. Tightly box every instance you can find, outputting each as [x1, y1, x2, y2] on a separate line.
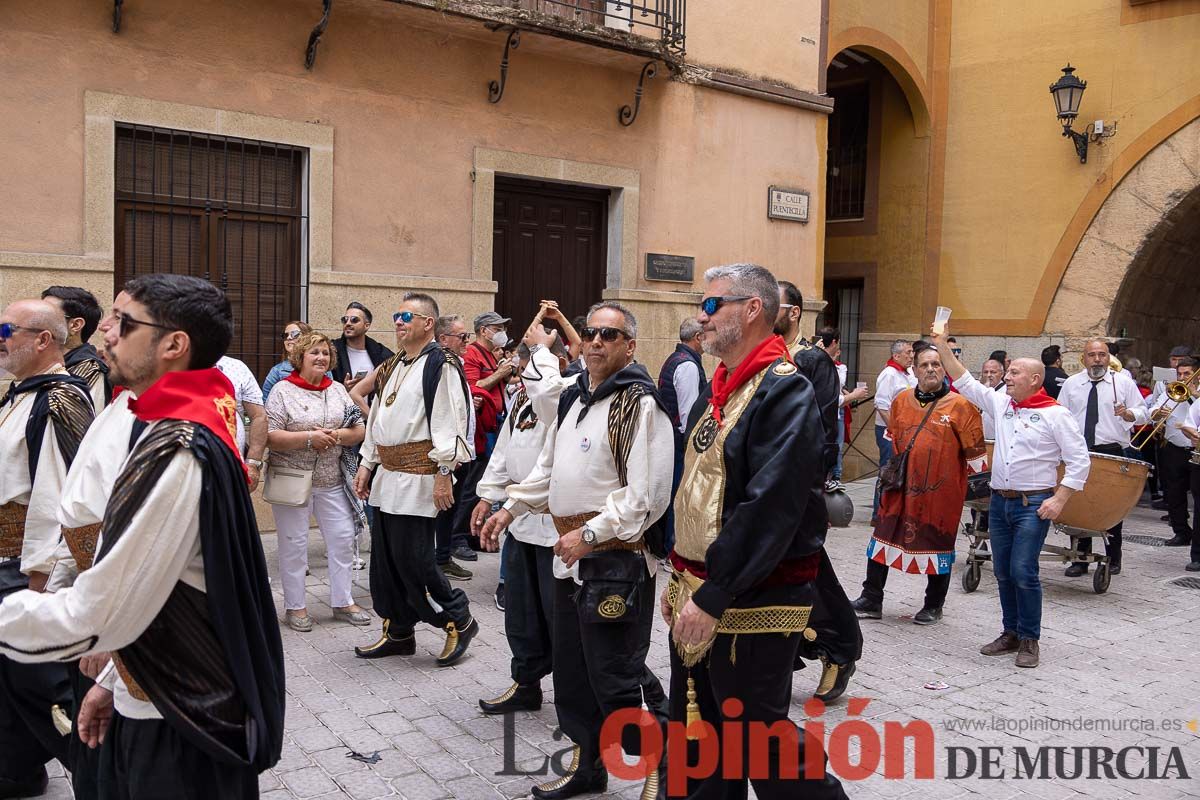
[481, 301, 673, 800]
[353, 292, 478, 666]
[0, 276, 285, 797]
[473, 333, 571, 715]
[0, 298, 93, 798]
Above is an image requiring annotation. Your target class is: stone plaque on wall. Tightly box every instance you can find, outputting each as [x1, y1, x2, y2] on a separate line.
[645, 253, 695, 283]
[768, 186, 810, 223]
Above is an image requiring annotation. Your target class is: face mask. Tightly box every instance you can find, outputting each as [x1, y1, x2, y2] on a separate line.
[491, 330, 509, 348]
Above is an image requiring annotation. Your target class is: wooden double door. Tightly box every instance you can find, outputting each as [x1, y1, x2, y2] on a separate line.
[492, 177, 609, 332]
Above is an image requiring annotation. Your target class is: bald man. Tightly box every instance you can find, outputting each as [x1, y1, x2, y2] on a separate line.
[931, 333, 1089, 669]
[0, 299, 95, 794]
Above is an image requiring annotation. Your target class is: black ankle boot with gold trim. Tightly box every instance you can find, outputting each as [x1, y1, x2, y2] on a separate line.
[436, 616, 479, 667]
[479, 682, 542, 714]
[813, 657, 855, 703]
[354, 619, 415, 659]
[530, 747, 607, 800]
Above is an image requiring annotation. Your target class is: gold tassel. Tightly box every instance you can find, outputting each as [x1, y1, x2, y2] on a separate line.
[729, 633, 738, 665]
[685, 675, 704, 740]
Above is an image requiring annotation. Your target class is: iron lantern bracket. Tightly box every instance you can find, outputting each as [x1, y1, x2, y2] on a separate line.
[1063, 125, 1089, 164]
[618, 61, 658, 127]
[488, 28, 521, 104]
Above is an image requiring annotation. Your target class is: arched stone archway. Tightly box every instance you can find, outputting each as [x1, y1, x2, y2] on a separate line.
[1044, 114, 1200, 362]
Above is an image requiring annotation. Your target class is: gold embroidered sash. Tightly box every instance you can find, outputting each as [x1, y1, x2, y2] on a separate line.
[0, 501, 28, 559]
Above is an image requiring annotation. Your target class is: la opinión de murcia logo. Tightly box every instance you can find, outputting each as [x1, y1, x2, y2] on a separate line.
[497, 698, 1194, 791]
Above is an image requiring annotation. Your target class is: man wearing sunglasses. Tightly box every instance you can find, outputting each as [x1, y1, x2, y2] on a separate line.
[354, 292, 479, 667]
[0, 276, 286, 798]
[42, 286, 111, 411]
[332, 301, 394, 396]
[0, 299, 94, 798]
[480, 301, 673, 800]
[664, 264, 847, 799]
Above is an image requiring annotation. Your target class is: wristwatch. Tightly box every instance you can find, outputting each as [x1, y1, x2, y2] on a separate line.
[438, 465, 452, 476]
[581, 526, 597, 545]
[246, 458, 264, 469]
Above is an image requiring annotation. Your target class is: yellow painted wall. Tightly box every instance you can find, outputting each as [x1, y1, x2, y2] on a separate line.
[687, 0, 824, 93]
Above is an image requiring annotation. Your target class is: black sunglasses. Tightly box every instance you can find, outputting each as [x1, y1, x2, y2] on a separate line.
[699, 295, 753, 316]
[340, 315, 364, 325]
[441, 332, 471, 343]
[580, 326, 627, 343]
[115, 311, 175, 339]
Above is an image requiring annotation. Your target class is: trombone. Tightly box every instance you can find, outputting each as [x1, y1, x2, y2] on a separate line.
[1132, 370, 1200, 450]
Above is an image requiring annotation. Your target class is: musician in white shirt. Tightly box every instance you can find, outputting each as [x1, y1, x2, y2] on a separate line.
[1056, 339, 1148, 577]
[932, 329, 1090, 669]
[1178, 397, 1200, 572]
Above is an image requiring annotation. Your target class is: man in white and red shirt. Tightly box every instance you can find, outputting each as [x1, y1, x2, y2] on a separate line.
[932, 329, 1090, 669]
[872, 340, 916, 512]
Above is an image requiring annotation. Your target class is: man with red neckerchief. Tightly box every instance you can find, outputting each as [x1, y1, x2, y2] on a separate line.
[0, 275, 285, 798]
[664, 264, 846, 800]
[932, 329, 1090, 669]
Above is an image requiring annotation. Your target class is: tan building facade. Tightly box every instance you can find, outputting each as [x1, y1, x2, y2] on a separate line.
[1, 0, 836, 377]
[820, 0, 1200, 478]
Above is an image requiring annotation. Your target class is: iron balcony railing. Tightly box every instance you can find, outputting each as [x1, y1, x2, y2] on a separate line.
[491, 0, 685, 54]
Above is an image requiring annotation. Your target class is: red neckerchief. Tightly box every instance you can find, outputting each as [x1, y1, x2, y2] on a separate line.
[285, 371, 332, 391]
[708, 334, 790, 425]
[129, 368, 247, 480]
[886, 359, 908, 373]
[1012, 388, 1057, 409]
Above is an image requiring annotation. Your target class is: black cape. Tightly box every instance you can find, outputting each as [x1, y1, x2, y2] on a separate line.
[791, 344, 840, 473]
[2, 372, 94, 480]
[95, 421, 285, 773]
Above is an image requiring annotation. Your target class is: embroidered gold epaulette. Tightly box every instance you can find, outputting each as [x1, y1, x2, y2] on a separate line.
[69, 359, 104, 387]
[773, 361, 797, 376]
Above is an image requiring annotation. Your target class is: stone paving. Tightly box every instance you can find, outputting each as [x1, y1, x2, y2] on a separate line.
[48, 480, 1200, 799]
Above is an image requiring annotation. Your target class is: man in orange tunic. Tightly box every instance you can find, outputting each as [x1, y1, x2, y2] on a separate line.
[852, 346, 986, 625]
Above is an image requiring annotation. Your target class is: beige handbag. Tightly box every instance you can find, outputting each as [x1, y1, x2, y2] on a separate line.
[262, 460, 315, 507]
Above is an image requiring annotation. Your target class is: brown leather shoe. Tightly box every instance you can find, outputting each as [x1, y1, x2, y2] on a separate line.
[1015, 638, 1040, 668]
[980, 631, 1019, 656]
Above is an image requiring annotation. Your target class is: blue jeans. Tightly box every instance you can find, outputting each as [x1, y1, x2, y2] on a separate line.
[872, 425, 893, 514]
[988, 491, 1052, 640]
[832, 412, 845, 481]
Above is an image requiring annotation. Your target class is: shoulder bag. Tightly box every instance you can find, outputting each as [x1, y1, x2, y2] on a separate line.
[263, 388, 327, 507]
[876, 396, 939, 494]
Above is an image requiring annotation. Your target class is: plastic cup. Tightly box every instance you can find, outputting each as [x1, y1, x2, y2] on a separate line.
[933, 306, 952, 335]
[856, 381, 867, 391]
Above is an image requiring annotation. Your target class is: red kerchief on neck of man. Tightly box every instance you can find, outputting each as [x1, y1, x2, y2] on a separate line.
[129, 368, 247, 479]
[886, 358, 908, 373]
[708, 334, 790, 425]
[1012, 388, 1057, 409]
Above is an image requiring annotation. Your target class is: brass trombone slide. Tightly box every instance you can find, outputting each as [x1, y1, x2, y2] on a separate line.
[1132, 370, 1200, 450]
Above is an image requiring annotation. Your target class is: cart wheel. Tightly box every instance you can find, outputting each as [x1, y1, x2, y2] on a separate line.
[962, 562, 981, 593]
[1093, 563, 1110, 594]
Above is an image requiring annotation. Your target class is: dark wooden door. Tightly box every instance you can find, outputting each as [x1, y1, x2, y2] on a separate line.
[493, 178, 609, 331]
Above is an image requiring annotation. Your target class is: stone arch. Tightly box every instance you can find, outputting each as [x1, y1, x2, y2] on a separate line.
[1044, 112, 1200, 361]
[827, 27, 932, 139]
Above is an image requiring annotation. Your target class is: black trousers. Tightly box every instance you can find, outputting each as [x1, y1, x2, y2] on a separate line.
[504, 537, 555, 685]
[98, 713, 256, 800]
[434, 463, 472, 565]
[1075, 443, 1124, 567]
[1160, 442, 1194, 538]
[668, 630, 848, 800]
[369, 511, 471, 633]
[69, 666, 101, 800]
[860, 558, 951, 609]
[1190, 465, 1200, 563]
[0, 561, 73, 781]
[797, 549, 862, 667]
[552, 575, 667, 764]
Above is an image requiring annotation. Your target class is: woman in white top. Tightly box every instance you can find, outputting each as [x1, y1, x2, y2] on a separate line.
[266, 332, 369, 631]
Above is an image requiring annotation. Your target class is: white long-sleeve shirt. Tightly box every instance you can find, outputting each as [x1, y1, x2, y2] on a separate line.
[0, 366, 77, 576]
[1057, 369, 1148, 448]
[476, 396, 559, 548]
[672, 360, 701, 435]
[875, 364, 916, 427]
[954, 372, 1090, 492]
[0, 420, 205, 720]
[1154, 393, 1196, 448]
[521, 347, 575, 424]
[504, 382, 673, 582]
[360, 351, 471, 518]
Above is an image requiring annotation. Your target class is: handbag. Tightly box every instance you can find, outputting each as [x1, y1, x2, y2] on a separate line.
[263, 391, 327, 507]
[877, 397, 939, 494]
[576, 549, 645, 624]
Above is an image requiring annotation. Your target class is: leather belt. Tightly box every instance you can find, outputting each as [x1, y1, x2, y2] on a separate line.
[551, 511, 644, 554]
[994, 488, 1054, 505]
[377, 441, 437, 475]
[0, 501, 28, 559]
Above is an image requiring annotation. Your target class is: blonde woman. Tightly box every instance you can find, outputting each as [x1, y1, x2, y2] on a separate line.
[266, 332, 370, 631]
[262, 320, 312, 400]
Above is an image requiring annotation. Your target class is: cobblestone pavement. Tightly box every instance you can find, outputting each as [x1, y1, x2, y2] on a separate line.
[49, 481, 1200, 799]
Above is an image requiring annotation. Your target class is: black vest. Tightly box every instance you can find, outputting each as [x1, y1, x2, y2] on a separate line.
[657, 344, 707, 429]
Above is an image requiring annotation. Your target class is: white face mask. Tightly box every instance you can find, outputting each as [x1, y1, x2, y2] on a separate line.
[490, 330, 509, 348]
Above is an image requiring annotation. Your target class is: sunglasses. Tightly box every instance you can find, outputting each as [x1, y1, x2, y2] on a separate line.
[114, 311, 175, 339]
[580, 326, 627, 343]
[441, 332, 471, 343]
[699, 295, 753, 316]
[340, 315, 364, 325]
[283, 330, 303, 341]
[0, 323, 47, 340]
[393, 310, 434, 325]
